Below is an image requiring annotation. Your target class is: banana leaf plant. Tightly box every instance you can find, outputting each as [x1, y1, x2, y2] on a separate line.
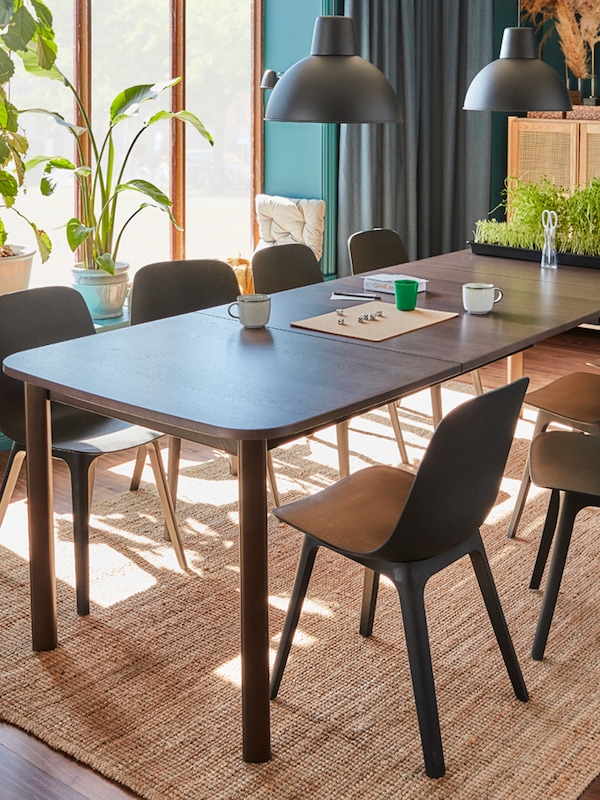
[0, 0, 55, 261]
[25, 60, 213, 273]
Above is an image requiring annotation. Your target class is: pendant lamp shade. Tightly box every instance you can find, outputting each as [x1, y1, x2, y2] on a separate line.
[264, 16, 401, 123]
[464, 27, 572, 112]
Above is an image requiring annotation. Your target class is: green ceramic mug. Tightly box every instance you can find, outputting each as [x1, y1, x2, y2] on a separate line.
[394, 278, 419, 311]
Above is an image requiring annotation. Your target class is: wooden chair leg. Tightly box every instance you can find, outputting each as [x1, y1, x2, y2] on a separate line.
[266, 453, 280, 507]
[270, 536, 319, 700]
[167, 436, 181, 512]
[336, 420, 350, 478]
[0, 446, 26, 527]
[386, 402, 409, 464]
[506, 414, 550, 539]
[471, 369, 484, 395]
[147, 440, 188, 571]
[430, 385, 443, 428]
[130, 446, 147, 490]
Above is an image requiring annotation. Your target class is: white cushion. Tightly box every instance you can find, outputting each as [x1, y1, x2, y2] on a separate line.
[255, 194, 326, 261]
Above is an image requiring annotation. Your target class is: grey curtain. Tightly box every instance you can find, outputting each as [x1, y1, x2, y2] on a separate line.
[337, 0, 493, 275]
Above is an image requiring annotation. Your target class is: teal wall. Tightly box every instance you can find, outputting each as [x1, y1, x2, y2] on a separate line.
[263, 0, 323, 198]
[262, 0, 341, 276]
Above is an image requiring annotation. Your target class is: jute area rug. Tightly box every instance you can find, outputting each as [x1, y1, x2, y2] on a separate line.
[1, 383, 599, 800]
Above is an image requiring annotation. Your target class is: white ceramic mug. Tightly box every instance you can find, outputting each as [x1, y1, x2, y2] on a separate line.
[227, 293, 271, 328]
[462, 282, 503, 314]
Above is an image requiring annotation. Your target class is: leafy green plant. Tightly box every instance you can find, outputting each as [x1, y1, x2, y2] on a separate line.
[474, 177, 600, 256]
[0, 0, 55, 261]
[26, 63, 213, 273]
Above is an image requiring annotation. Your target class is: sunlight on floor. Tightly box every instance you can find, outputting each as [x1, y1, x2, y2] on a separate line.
[0, 381, 552, 621]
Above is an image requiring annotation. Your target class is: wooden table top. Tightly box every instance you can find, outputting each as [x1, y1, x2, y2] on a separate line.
[204, 248, 600, 375]
[5, 249, 599, 445]
[3, 308, 460, 444]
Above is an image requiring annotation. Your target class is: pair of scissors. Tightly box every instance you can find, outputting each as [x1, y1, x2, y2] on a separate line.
[542, 209, 557, 235]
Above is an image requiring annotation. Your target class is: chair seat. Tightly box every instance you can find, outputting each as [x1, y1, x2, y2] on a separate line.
[530, 431, 600, 496]
[274, 465, 414, 554]
[525, 372, 600, 423]
[47, 406, 161, 455]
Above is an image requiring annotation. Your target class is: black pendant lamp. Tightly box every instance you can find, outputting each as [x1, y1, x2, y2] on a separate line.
[464, 26, 572, 112]
[264, 16, 401, 124]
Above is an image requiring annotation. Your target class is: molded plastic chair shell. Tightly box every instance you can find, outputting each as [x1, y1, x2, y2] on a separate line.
[348, 227, 410, 274]
[0, 286, 186, 616]
[528, 430, 600, 660]
[347, 227, 483, 424]
[250, 243, 409, 469]
[269, 378, 530, 778]
[251, 243, 324, 294]
[129, 258, 240, 325]
[129, 258, 282, 505]
[506, 371, 600, 538]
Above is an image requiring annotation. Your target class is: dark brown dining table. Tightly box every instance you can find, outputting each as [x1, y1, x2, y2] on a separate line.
[4, 248, 600, 763]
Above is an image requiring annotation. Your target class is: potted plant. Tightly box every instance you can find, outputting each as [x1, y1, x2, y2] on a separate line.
[472, 176, 600, 266]
[25, 59, 213, 318]
[0, 0, 54, 295]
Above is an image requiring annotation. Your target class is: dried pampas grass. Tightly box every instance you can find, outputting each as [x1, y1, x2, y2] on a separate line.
[521, 0, 600, 80]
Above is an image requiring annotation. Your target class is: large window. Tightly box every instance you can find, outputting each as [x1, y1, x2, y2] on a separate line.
[9, 0, 253, 286]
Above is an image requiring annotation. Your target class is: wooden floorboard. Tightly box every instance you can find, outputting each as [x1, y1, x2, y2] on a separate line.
[0, 325, 598, 798]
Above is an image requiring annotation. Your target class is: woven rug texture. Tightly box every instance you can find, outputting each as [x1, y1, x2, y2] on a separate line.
[1, 383, 599, 799]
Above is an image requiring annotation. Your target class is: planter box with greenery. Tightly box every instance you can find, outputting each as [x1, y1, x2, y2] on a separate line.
[471, 177, 600, 269]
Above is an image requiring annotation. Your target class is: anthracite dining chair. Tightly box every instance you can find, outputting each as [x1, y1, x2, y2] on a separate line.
[252, 242, 410, 466]
[270, 378, 530, 778]
[528, 429, 600, 661]
[348, 227, 484, 426]
[506, 371, 600, 539]
[0, 286, 186, 616]
[129, 258, 283, 505]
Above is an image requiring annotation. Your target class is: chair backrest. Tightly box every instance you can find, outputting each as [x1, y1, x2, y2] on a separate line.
[129, 259, 240, 325]
[251, 243, 324, 294]
[348, 228, 410, 275]
[377, 378, 529, 562]
[0, 286, 96, 442]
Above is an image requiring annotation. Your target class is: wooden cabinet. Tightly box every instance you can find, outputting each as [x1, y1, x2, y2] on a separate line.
[507, 116, 600, 189]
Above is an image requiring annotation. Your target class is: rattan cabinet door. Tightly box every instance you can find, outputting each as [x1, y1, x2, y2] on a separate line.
[507, 117, 578, 191]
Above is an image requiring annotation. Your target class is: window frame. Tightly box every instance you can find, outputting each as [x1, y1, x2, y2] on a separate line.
[73, 0, 262, 259]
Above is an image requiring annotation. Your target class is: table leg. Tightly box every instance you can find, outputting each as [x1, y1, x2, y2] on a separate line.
[24, 383, 57, 651]
[237, 439, 271, 762]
